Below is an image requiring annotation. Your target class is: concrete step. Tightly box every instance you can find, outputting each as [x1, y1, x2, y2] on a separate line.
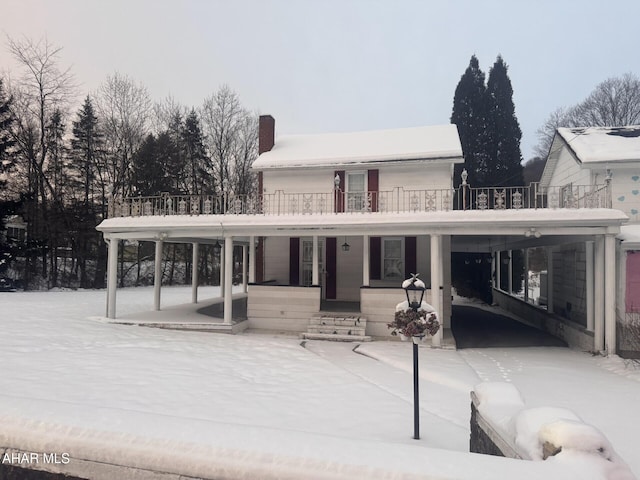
[309, 316, 365, 327]
[301, 332, 372, 342]
[306, 325, 366, 335]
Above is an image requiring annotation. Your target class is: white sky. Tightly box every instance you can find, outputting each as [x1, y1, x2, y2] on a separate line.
[2, 0, 640, 161]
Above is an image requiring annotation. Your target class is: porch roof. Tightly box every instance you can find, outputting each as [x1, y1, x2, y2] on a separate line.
[97, 208, 627, 241]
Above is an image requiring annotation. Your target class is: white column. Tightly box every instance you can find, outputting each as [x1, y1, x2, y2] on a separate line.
[524, 248, 529, 303]
[362, 234, 370, 286]
[224, 236, 233, 324]
[220, 244, 225, 299]
[192, 242, 199, 304]
[604, 234, 616, 355]
[586, 241, 594, 331]
[154, 240, 163, 311]
[495, 252, 501, 290]
[242, 244, 248, 293]
[312, 235, 320, 286]
[594, 237, 605, 351]
[249, 235, 256, 284]
[547, 247, 554, 314]
[508, 249, 513, 294]
[106, 238, 118, 319]
[430, 234, 442, 347]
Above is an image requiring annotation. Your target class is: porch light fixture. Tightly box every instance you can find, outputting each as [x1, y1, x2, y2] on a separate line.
[403, 273, 425, 312]
[341, 237, 350, 252]
[213, 240, 222, 255]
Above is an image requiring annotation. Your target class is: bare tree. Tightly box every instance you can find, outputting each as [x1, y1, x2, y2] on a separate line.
[6, 36, 76, 286]
[201, 85, 258, 196]
[95, 72, 151, 198]
[535, 73, 640, 158]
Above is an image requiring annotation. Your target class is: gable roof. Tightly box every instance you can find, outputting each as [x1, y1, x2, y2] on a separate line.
[557, 126, 640, 164]
[252, 124, 463, 170]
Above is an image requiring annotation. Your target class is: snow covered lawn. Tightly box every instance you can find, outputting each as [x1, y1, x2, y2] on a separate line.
[0, 287, 638, 479]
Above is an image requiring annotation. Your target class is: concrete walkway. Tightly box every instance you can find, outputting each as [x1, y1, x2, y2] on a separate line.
[451, 304, 567, 349]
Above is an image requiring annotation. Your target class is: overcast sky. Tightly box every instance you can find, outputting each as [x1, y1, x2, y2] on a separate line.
[2, 0, 640, 161]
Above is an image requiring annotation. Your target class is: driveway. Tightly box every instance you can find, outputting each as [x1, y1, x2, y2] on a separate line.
[451, 304, 567, 349]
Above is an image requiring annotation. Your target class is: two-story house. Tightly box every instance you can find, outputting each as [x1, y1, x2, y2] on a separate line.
[96, 116, 627, 352]
[540, 126, 640, 357]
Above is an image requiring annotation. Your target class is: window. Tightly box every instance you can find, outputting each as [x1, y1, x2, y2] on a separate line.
[346, 172, 366, 212]
[383, 238, 403, 280]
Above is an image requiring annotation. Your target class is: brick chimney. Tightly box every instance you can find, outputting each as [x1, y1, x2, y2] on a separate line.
[259, 115, 275, 154]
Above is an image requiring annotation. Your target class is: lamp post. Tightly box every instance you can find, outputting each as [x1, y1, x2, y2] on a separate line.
[403, 273, 426, 440]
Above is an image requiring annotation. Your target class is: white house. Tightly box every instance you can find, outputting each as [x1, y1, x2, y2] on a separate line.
[96, 116, 627, 352]
[540, 126, 640, 357]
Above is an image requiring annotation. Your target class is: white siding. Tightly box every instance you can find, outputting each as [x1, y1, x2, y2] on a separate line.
[609, 166, 640, 222]
[263, 237, 289, 284]
[247, 285, 320, 332]
[335, 236, 362, 301]
[547, 146, 591, 188]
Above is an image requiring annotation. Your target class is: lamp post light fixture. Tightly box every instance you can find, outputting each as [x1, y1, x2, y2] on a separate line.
[403, 273, 426, 440]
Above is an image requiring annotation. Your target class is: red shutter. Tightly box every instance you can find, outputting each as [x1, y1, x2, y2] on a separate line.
[326, 237, 337, 299]
[289, 238, 300, 286]
[405, 236, 417, 278]
[256, 237, 264, 283]
[370, 237, 381, 280]
[368, 169, 379, 212]
[334, 170, 345, 213]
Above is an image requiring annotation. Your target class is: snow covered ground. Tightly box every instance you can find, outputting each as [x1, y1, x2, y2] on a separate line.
[0, 286, 638, 479]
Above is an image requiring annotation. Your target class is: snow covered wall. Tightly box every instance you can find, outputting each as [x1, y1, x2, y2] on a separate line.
[470, 382, 636, 480]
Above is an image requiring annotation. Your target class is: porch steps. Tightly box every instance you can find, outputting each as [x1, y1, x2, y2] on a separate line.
[301, 314, 372, 342]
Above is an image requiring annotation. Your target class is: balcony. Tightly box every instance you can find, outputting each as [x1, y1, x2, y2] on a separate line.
[108, 183, 611, 218]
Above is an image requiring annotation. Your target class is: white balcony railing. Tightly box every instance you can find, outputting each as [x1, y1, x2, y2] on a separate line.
[108, 183, 611, 218]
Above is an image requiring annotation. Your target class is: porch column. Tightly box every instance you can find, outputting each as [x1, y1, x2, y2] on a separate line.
[495, 252, 501, 289]
[192, 243, 199, 304]
[604, 233, 616, 355]
[430, 234, 442, 347]
[594, 237, 605, 351]
[524, 248, 529, 303]
[586, 241, 594, 331]
[547, 247, 554, 314]
[154, 240, 163, 311]
[242, 244, 248, 293]
[312, 235, 320, 285]
[249, 235, 256, 284]
[224, 236, 233, 324]
[106, 238, 118, 319]
[507, 249, 513, 294]
[220, 244, 225, 299]
[362, 234, 369, 286]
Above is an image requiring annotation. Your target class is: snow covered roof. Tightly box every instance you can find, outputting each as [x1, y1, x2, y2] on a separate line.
[619, 224, 640, 248]
[252, 124, 464, 170]
[557, 126, 640, 164]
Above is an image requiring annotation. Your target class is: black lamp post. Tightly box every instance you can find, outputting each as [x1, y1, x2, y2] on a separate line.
[403, 273, 426, 440]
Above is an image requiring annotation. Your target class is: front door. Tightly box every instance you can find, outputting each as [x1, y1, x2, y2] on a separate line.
[325, 237, 337, 299]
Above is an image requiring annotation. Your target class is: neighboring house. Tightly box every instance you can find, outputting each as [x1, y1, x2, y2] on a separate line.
[540, 126, 640, 357]
[96, 116, 626, 353]
[1, 215, 27, 244]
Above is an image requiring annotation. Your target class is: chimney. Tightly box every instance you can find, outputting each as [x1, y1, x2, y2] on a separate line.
[259, 115, 275, 154]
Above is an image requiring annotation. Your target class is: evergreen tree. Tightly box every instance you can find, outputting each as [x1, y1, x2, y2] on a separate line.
[485, 56, 524, 186]
[451, 55, 489, 187]
[181, 109, 210, 195]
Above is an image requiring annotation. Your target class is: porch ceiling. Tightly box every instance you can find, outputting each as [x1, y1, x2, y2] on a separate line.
[97, 208, 627, 242]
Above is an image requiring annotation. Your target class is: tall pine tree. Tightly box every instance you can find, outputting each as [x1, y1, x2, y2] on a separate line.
[451, 55, 490, 187]
[485, 56, 524, 186]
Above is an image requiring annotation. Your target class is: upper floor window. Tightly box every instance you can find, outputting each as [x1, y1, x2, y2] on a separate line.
[346, 172, 366, 212]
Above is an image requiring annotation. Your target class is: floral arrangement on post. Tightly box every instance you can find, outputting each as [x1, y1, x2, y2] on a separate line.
[388, 301, 440, 340]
